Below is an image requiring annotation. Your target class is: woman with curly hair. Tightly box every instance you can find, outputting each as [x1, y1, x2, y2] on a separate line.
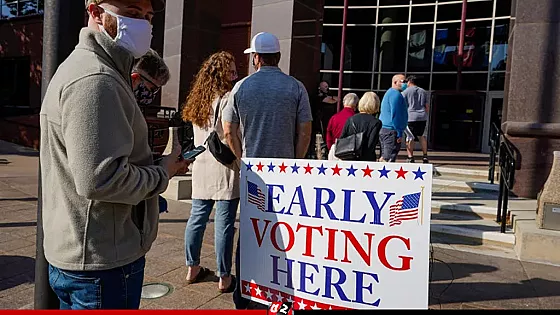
[181, 51, 239, 293]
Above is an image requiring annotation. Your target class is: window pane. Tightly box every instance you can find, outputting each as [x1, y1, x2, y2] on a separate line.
[411, 4, 435, 23]
[376, 25, 408, 72]
[433, 21, 491, 71]
[491, 23, 509, 71]
[348, 8, 377, 24]
[325, 0, 377, 6]
[462, 73, 488, 90]
[380, 0, 409, 5]
[437, 2, 462, 21]
[379, 6, 410, 24]
[433, 73, 488, 91]
[376, 74, 396, 90]
[433, 23, 460, 71]
[496, 0, 512, 17]
[323, 73, 373, 90]
[489, 72, 505, 90]
[408, 25, 433, 72]
[2, 0, 17, 18]
[19, 0, 38, 16]
[412, 0, 438, 4]
[431, 73, 457, 90]
[321, 26, 375, 71]
[324, 8, 342, 24]
[466, 0, 493, 19]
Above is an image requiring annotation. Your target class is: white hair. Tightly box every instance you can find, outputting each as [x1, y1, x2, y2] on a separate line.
[343, 93, 359, 107]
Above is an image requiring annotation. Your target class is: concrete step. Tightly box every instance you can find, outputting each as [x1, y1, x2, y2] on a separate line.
[430, 211, 516, 247]
[433, 166, 495, 180]
[433, 177, 500, 193]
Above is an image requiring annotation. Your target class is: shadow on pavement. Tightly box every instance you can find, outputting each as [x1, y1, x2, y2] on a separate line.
[429, 260, 560, 306]
[431, 261, 498, 282]
[0, 255, 36, 291]
[431, 278, 560, 305]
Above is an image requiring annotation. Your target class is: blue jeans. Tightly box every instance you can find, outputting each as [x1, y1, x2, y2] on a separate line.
[185, 198, 239, 277]
[48, 256, 145, 310]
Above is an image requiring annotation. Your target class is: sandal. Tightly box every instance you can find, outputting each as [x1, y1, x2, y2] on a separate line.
[218, 275, 236, 293]
[186, 266, 211, 284]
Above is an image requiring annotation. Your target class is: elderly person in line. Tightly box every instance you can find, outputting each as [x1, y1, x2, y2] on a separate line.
[325, 93, 359, 151]
[338, 92, 382, 161]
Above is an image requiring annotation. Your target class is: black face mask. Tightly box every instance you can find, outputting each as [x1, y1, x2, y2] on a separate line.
[134, 82, 157, 106]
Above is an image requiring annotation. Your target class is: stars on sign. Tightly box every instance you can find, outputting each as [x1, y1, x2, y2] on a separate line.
[241, 281, 351, 311]
[244, 161, 426, 181]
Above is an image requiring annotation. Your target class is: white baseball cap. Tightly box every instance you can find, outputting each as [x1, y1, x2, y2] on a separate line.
[244, 32, 281, 54]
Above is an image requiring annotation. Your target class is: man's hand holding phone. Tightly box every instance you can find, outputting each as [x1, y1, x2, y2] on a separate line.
[161, 145, 191, 178]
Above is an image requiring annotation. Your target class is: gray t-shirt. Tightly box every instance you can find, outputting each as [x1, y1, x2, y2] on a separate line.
[402, 85, 429, 122]
[222, 66, 313, 158]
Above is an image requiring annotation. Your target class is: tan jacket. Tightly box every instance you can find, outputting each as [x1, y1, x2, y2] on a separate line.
[191, 94, 240, 200]
[39, 28, 169, 271]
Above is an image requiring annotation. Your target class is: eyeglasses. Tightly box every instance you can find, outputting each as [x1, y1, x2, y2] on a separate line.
[399, 79, 408, 83]
[140, 74, 161, 94]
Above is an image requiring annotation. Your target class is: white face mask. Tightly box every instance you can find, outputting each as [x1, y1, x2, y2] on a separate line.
[100, 8, 153, 58]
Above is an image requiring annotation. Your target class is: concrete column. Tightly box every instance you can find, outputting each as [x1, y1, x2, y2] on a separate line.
[503, 0, 560, 198]
[249, 0, 324, 92]
[161, 0, 223, 110]
[250, 0, 295, 74]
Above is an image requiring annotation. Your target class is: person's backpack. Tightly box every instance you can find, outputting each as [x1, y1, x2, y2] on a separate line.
[334, 118, 364, 160]
[205, 97, 237, 165]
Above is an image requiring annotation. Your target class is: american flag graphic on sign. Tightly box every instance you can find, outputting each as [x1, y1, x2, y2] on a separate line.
[247, 181, 265, 211]
[389, 192, 421, 227]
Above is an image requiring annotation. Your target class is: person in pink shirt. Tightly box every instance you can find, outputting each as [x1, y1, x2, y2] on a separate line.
[326, 93, 358, 150]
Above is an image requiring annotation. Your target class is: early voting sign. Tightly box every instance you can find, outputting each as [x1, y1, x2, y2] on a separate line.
[239, 159, 433, 310]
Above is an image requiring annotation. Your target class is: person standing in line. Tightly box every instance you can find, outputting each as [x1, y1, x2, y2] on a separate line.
[316, 81, 338, 136]
[131, 48, 170, 106]
[325, 93, 359, 151]
[338, 92, 382, 162]
[181, 51, 240, 293]
[378, 74, 409, 162]
[39, 0, 190, 309]
[222, 32, 313, 309]
[402, 75, 430, 163]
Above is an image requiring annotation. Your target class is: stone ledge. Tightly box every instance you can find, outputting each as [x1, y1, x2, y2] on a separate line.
[515, 220, 560, 266]
[161, 175, 192, 201]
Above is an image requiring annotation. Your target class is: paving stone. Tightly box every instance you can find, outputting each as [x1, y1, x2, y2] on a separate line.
[197, 297, 235, 310]
[144, 259, 182, 279]
[0, 239, 34, 253]
[144, 287, 216, 310]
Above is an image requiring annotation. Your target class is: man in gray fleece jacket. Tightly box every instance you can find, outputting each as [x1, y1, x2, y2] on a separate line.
[39, 0, 188, 309]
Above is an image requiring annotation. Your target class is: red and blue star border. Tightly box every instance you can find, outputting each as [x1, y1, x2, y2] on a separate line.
[244, 161, 428, 181]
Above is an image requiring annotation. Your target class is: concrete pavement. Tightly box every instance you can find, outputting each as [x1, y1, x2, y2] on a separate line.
[1, 140, 560, 310]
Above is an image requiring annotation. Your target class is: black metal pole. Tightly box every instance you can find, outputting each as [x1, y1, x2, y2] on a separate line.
[34, 0, 85, 309]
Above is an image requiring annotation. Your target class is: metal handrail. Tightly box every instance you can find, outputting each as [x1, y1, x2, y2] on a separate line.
[488, 122, 502, 184]
[496, 133, 516, 233]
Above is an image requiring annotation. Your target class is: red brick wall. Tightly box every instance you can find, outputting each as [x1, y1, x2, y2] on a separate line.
[0, 15, 44, 109]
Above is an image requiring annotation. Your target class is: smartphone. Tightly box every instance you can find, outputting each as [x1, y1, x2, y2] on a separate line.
[182, 145, 206, 160]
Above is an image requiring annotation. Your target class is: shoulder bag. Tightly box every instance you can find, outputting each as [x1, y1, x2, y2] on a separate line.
[334, 118, 364, 160]
[205, 97, 237, 165]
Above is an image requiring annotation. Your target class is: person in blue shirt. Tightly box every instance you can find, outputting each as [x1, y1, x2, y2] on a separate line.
[378, 74, 409, 162]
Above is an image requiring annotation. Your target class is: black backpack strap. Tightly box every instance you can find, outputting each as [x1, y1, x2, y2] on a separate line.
[212, 96, 222, 128]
